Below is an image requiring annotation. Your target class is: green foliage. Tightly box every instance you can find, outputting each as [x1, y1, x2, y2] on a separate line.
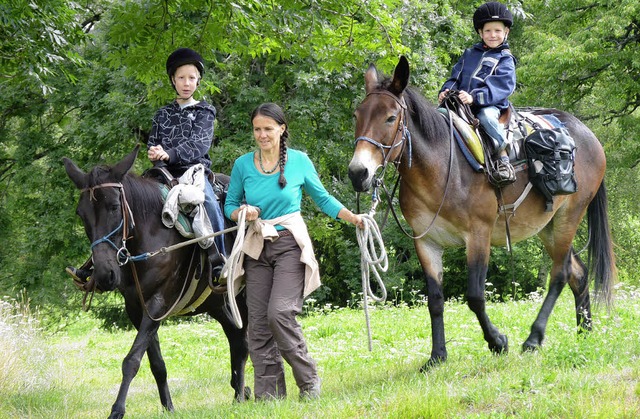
[1, 0, 639, 317]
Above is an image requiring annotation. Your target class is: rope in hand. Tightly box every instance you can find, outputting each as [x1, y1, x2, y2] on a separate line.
[356, 212, 388, 351]
[221, 207, 247, 329]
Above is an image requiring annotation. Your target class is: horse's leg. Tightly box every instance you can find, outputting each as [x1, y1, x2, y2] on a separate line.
[209, 293, 250, 401]
[567, 251, 592, 332]
[147, 331, 174, 411]
[414, 240, 447, 370]
[109, 311, 163, 419]
[465, 236, 508, 354]
[522, 222, 587, 351]
[522, 249, 571, 351]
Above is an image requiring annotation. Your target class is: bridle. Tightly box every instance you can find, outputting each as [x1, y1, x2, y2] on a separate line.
[354, 90, 412, 172]
[353, 89, 454, 241]
[80, 180, 203, 321]
[83, 182, 136, 266]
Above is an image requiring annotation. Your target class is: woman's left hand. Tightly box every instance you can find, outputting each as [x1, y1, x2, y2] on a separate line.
[352, 214, 364, 229]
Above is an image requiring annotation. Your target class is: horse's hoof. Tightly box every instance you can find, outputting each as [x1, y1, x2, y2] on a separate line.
[235, 386, 252, 402]
[108, 412, 125, 419]
[420, 356, 445, 373]
[522, 340, 540, 352]
[489, 334, 508, 354]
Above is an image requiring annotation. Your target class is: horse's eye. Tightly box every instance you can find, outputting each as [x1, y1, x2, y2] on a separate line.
[386, 115, 397, 124]
[109, 204, 120, 213]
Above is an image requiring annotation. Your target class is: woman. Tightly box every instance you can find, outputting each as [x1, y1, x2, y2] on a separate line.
[224, 103, 363, 400]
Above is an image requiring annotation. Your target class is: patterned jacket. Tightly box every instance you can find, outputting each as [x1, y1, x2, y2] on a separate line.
[148, 100, 216, 176]
[440, 41, 516, 112]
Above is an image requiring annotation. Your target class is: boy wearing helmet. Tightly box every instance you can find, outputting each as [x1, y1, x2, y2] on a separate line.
[148, 47, 226, 271]
[438, 2, 517, 184]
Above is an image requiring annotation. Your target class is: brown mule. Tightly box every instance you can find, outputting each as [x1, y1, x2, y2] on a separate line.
[348, 56, 616, 370]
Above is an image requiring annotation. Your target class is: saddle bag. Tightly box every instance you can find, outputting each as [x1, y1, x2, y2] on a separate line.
[524, 127, 577, 211]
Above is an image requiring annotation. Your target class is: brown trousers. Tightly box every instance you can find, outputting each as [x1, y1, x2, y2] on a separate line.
[244, 234, 318, 400]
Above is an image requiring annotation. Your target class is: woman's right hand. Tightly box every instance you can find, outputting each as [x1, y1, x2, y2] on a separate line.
[236, 204, 261, 222]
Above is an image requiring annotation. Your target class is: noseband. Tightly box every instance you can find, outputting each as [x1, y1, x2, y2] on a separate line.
[82, 182, 136, 266]
[354, 90, 412, 169]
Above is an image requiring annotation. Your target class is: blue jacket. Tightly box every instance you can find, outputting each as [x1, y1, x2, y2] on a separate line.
[148, 100, 216, 175]
[440, 42, 516, 112]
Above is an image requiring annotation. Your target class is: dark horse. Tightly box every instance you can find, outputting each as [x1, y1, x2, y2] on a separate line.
[348, 56, 616, 369]
[63, 146, 249, 419]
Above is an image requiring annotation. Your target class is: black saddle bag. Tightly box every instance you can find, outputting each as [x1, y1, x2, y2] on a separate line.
[524, 127, 577, 211]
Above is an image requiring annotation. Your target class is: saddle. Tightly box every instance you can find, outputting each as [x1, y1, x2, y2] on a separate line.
[143, 163, 231, 294]
[144, 164, 229, 238]
[438, 96, 577, 211]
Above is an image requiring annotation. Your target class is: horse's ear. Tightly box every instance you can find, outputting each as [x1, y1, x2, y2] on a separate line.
[63, 157, 89, 190]
[112, 145, 140, 181]
[389, 56, 410, 96]
[364, 64, 379, 94]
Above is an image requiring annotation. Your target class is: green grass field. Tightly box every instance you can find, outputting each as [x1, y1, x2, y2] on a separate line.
[2, 286, 640, 418]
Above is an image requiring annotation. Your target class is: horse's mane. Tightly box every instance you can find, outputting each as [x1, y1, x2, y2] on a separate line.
[88, 165, 164, 220]
[122, 174, 164, 219]
[375, 77, 448, 143]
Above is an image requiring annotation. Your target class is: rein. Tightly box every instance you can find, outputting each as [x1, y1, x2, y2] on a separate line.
[80, 180, 236, 320]
[355, 196, 388, 352]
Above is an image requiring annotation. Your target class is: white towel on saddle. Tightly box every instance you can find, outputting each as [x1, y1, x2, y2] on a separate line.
[161, 164, 214, 249]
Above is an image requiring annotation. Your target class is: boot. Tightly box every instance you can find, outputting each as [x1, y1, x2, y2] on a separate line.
[66, 258, 97, 291]
[208, 246, 227, 294]
[492, 156, 516, 185]
[299, 379, 321, 401]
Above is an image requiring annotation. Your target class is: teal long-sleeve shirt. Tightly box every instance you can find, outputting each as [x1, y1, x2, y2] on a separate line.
[224, 148, 344, 226]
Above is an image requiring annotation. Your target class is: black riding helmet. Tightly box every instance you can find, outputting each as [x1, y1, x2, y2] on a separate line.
[165, 47, 205, 86]
[473, 2, 513, 32]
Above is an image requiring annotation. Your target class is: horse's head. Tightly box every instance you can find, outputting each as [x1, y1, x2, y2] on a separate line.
[63, 146, 140, 291]
[348, 56, 410, 192]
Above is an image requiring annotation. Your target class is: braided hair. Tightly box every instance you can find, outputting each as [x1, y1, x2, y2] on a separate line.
[251, 103, 289, 188]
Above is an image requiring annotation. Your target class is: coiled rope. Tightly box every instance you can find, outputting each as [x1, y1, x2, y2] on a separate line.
[221, 208, 247, 329]
[356, 213, 388, 351]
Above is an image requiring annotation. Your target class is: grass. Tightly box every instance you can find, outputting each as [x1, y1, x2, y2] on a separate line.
[2, 286, 640, 418]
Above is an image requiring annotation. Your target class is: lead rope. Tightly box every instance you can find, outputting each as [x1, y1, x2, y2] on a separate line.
[356, 194, 388, 351]
[221, 208, 247, 329]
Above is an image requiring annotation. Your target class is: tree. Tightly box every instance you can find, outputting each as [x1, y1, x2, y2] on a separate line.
[0, 0, 467, 309]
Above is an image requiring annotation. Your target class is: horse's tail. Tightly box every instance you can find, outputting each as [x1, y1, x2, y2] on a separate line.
[587, 180, 617, 308]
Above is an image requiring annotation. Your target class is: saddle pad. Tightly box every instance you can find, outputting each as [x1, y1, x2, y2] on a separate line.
[158, 184, 195, 238]
[438, 108, 485, 166]
[449, 110, 485, 164]
[440, 107, 566, 170]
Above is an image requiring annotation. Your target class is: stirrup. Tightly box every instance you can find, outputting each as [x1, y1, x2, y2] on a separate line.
[208, 264, 227, 294]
